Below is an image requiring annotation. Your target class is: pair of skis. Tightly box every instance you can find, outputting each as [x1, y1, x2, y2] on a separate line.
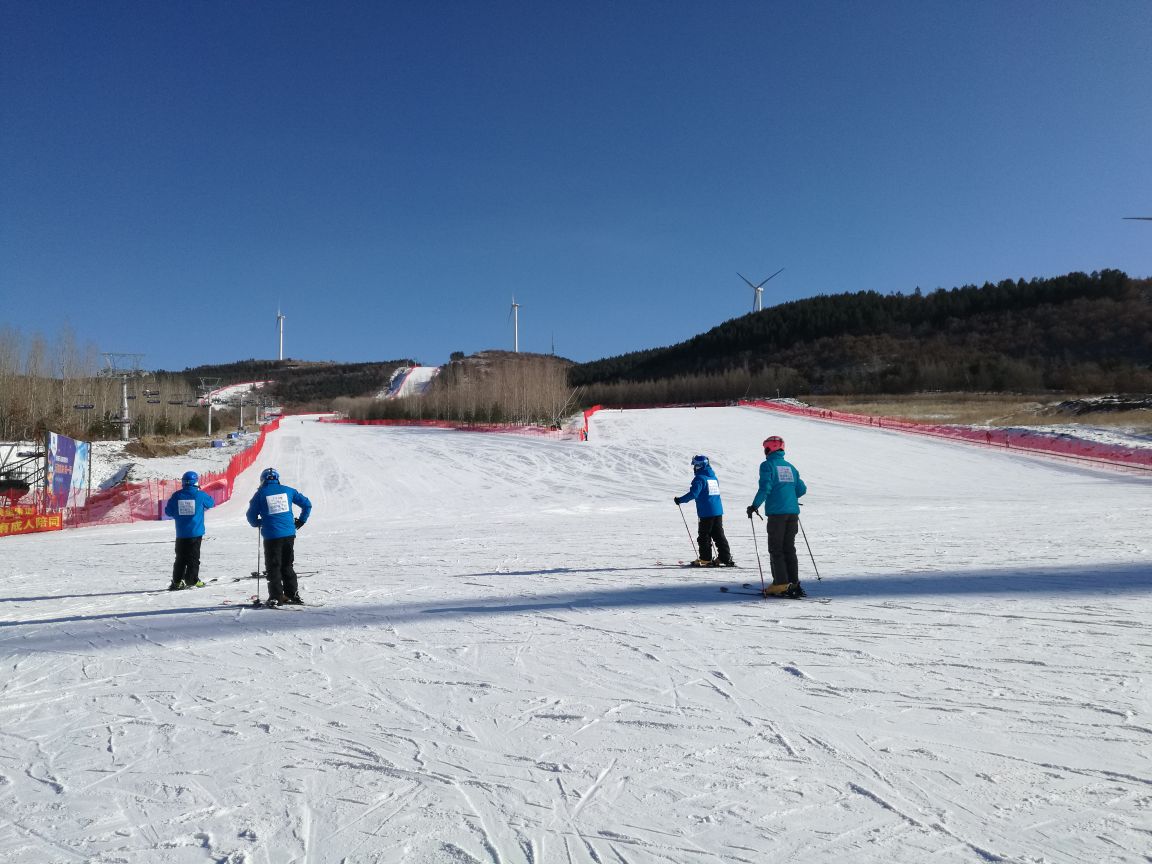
[719, 583, 829, 603]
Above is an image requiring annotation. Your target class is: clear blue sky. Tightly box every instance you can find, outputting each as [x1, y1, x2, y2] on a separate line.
[3, 1, 1150, 371]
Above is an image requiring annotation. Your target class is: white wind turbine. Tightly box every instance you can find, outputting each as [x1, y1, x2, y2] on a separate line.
[276, 306, 286, 360]
[738, 267, 785, 313]
[509, 296, 521, 352]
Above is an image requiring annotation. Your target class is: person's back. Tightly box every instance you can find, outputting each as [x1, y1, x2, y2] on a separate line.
[247, 477, 311, 538]
[165, 485, 215, 538]
[754, 450, 807, 515]
[164, 471, 215, 590]
[246, 467, 312, 606]
[747, 437, 808, 596]
[675, 455, 734, 567]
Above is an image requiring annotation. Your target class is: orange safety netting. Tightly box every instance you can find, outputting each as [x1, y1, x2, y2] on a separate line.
[58, 418, 282, 530]
[317, 416, 578, 439]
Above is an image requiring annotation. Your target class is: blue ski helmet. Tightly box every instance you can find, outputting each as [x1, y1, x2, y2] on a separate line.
[691, 454, 710, 470]
[260, 467, 280, 485]
[181, 471, 198, 488]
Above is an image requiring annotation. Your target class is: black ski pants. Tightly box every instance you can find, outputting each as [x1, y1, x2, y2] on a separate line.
[697, 515, 732, 563]
[263, 536, 298, 599]
[172, 536, 203, 586]
[766, 514, 800, 584]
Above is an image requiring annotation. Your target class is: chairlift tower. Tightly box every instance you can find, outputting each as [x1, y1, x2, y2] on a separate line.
[198, 378, 222, 438]
[100, 353, 146, 441]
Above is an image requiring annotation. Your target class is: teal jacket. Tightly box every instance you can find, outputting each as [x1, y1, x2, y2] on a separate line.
[750, 451, 807, 515]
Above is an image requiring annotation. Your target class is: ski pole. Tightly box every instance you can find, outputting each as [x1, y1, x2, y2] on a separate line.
[748, 509, 767, 594]
[676, 503, 697, 559]
[253, 527, 263, 604]
[798, 516, 822, 581]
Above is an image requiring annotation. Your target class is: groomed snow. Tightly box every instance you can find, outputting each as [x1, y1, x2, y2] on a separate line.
[1, 407, 1150, 863]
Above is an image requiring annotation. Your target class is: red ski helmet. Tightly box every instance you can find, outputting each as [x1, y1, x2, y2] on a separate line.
[763, 436, 785, 453]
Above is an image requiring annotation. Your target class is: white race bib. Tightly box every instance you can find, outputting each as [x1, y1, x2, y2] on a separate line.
[775, 465, 795, 483]
[178, 499, 196, 516]
[265, 492, 290, 514]
[706, 478, 720, 496]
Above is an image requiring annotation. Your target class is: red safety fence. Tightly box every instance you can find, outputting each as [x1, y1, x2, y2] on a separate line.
[317, 416, 578, 439]
[0, 418, 285, 535]
[739, 399, 1152, 471]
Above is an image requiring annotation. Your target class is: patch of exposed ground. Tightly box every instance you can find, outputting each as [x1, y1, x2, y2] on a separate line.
[802, 393, 1152, 433]
[123, 437, 204, 459]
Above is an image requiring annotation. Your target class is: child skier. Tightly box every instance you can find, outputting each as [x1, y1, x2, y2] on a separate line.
[163, 471, 216, 590]
[246, 467, 313, 606]
[675, 454, 735, 567]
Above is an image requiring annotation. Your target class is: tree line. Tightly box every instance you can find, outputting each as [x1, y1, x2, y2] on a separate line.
[0, 326, 218, 441]
[570, 270, 1152, 397]
[337, 352, 581, 427]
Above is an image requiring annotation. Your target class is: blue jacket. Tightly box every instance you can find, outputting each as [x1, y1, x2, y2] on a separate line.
[676, 465, 724, 518]
[246, 481, 312, 539]
[751, 451, 807, 515]
[164, 487, 216, 539]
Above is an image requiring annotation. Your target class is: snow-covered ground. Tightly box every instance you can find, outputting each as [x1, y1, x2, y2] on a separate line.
[88, 434, 260, 488]
[1, 407, 1150, 863]
[381, 365, 440, 399]
[207, 381, 271, 405]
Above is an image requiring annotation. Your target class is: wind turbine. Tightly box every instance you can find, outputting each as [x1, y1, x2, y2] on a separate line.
[276, 306, 286, 361]
[509, 296, 521, 352]
[737, 267, 785, 313]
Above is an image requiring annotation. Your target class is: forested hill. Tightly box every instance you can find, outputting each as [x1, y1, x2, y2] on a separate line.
[160, 358, 414, 407]
[570, 270, 1152, 395]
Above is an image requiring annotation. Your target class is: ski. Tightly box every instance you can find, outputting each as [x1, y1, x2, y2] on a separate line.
[656, 560, 739, 569]
[719, 584, 830, 602]
[153, 578, 218, 594]
[232, 571, 318, 582]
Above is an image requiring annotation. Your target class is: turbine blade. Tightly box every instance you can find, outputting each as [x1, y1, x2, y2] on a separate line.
[736, 272, 757, 289]
[1123, 216, 1152, 220]
[762, 267, 785, 284]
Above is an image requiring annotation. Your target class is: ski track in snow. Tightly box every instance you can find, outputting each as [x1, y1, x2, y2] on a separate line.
[1, 407, 1150, 863]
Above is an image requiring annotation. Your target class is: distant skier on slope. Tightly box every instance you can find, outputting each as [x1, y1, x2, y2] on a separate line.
[746, 436, 808, 596]
[246, 467, 312, 606]
[163, 471, 215, 590]
[675, 455, 735, 567]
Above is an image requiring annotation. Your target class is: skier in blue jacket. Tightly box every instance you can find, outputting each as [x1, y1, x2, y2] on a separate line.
[747, 436, 808, 596]
[246, 467, 312, 606]
[163, 471, 216, 590]
[675, 455, 735, 567]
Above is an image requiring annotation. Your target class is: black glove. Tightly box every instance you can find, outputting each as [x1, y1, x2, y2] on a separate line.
[746, 505, 756, 519]
[294, 518, 304, 529]
[673, 497, 681, 505]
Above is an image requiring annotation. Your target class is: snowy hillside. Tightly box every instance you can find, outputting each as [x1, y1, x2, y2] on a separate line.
[381, 365, 440, 398]
[1, 407, 1150, 863]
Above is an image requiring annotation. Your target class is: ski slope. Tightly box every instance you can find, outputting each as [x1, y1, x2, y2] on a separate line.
[1, 407, 1150, 863]
[383, 365, 440, 398]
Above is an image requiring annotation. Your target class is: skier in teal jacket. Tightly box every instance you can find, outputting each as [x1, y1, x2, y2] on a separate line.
[747, 437, 808, 595]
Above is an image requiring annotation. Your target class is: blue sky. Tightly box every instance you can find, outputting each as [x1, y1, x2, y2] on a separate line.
[2, 1, 1150, 371]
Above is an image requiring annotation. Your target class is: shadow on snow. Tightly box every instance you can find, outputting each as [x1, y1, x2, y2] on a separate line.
[1, 562, 1149, 652]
